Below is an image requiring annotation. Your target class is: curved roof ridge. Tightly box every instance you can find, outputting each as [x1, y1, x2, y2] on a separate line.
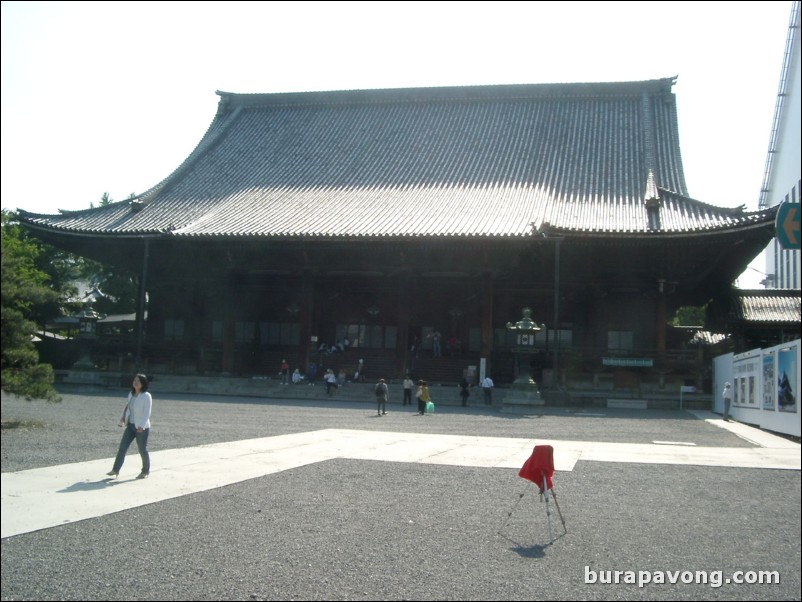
[136, 106, 244, 206]
[17, 199, 129, 219]
[657, 187, 775, 217]
[215, 76, 679, 110]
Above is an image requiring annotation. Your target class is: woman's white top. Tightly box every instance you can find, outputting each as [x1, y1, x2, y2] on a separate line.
[126, 391, 152, 430]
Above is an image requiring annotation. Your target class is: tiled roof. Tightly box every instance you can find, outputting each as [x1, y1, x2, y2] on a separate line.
[17, 78, 777, 239]
[689, 330, 729, 346]
[735, 290, 801, 323]
[672, 326, 729, 346]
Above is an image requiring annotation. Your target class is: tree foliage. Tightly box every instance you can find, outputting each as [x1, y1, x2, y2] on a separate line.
[1, 210, 60, 401]
[75, 193, 139, 315]
[672, 305, 706, 327]
[77, 258, 138, 316]
[1, 193, 140, 401]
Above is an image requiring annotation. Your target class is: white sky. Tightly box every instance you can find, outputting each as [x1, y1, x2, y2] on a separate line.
[1, 1, 795, 288]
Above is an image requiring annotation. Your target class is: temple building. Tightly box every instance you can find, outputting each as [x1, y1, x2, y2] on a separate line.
[17, 77, 780, 394]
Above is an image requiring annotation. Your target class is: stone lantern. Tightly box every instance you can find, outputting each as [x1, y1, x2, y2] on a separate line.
[77, 307, 100, 337]
[72, 307, 100, 370]
[506, 307, 540, 384]
[503, 307, 544, 412]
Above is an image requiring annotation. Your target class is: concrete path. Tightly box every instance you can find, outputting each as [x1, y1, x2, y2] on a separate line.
[2, 412, 797, 539]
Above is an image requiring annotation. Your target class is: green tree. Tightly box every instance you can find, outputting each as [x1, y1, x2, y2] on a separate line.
[2, 194, 139, 401]
[672, 305, 706, 327]
[1, 210, 60, 401]
[79, 193, 138, 315]
[77, 258, 138, 316]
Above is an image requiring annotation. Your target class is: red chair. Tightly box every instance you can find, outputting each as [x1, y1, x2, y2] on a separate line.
[517, 444, 566, 543]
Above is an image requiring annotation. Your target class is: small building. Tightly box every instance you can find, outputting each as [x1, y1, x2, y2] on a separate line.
[706, 288, 801, 352]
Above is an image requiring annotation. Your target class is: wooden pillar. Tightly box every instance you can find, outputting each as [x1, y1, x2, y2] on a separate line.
[656, 279, 666, 367]
[221, 273, 237, 374]
[221, 315, 235, 374]
[300, 272, 315, 373]
[480, 272, 494, 378]
[192, 282, 206, 375]
[396, 271, 411, 378]
[134, 238, 150, 372]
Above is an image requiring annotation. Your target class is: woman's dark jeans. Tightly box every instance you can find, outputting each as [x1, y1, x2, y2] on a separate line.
[112, 423, 150, 474]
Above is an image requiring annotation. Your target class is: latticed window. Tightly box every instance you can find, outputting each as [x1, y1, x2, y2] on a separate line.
[164, 319, 185, 341]
[607, 330, 633, 353]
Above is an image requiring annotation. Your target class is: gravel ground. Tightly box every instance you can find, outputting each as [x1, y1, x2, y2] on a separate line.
[1, 388, 800, 601]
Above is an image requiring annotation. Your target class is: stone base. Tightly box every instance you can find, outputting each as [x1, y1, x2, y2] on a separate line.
[72, 354, 96, 370]
[502, 383, 544, 414]
[607, 398, 648, 409]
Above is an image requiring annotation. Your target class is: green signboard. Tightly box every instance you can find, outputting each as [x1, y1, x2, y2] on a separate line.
[602, 357, 654, 367]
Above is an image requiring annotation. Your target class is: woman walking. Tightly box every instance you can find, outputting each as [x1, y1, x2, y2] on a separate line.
[416, 379, 431, 415]
[107, 373, 152, 479]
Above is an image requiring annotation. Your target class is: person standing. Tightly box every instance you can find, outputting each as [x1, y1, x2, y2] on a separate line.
[280, 359, 289, 385]
[481, 374, 494, 405]
[410, 335, 420, 358]
[416, 380, 431, 415]
[375, 378, 389, 416]
[722, 382, 732, 422]
[459, 377, 470, 407]
[402, 374, 414, 406]
[307, 361, 317, 386]
[325, 369, 337, 396]
[429, 330, 442, 357]
[107, 373, 152, 479]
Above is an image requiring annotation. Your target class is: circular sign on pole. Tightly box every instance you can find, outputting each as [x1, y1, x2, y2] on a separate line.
[775, 201, 801, 250]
